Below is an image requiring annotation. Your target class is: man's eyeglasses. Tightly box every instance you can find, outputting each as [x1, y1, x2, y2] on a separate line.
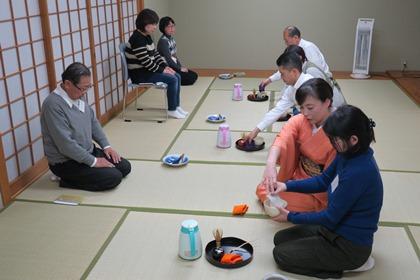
[72, 82, 93, 92]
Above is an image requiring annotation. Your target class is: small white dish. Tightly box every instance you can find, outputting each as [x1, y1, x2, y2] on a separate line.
[262, 272, 289, 280]
[162, 154, 189, 167]
[218, 73, 233, 80]
[206, 114, 226, 123]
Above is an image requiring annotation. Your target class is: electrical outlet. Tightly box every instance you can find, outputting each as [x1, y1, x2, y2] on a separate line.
[402, 60, 407, 72]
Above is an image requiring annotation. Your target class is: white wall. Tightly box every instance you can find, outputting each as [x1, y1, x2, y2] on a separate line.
[143, 0, 170, 42]
[168, 0, 420, 71]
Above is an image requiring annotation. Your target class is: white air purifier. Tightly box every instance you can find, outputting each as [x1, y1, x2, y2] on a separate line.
[351, 18, 374, 79]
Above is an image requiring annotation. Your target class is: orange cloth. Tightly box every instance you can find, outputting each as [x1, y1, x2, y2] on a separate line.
[220, 253, 243, 264]
[232, 204, 249, 215]
[256, 114, 335, 212]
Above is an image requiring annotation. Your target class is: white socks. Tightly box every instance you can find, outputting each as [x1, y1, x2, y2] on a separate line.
[167, 110, 186, 119]
[345, 256, 375, 272]
[176, 106, 189, 116]
[50, 175, 60, 182]
[168, 107, 189, 119]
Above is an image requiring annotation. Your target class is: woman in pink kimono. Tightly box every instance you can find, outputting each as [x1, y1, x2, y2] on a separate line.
[257, 78, 336, 212]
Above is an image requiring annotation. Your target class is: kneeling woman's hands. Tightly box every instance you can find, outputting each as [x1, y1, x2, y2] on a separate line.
[269, 182, 287, 194]
[268, 182, 288, 222]
[272, 206, 289, 222]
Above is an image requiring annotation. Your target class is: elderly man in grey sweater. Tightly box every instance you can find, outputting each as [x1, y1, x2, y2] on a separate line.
[41, 62, 131, 191]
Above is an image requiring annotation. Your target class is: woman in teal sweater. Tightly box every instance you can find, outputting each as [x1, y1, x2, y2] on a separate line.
[269, 105, 383, 279]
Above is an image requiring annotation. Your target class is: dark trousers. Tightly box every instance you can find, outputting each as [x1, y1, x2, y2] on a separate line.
[177, 69, 198, 86]
[50, 147, 131, 192]
[273, 225, 371, 279]
[129, 69, 181, 111]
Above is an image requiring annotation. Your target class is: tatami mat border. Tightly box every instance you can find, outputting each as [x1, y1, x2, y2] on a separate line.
[182, 128, 278, 134]
[161, 79, 215, 160]
[15, 198, 420, 228]
[13, 198, 420, 266]
[76, 156, 420, 173]
[0, 199, 13, 215]
[80, 210, 130, 279]
[379, 169, 420, 174]
[200, 89, 277, 133]
[185, 160, 266, 166]
[404, 225, 420, 260]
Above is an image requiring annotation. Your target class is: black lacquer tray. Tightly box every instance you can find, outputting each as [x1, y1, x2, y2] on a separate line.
[205, 237, 253, 269]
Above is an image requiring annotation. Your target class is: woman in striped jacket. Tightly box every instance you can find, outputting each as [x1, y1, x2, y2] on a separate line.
[126, 9, 187, 119]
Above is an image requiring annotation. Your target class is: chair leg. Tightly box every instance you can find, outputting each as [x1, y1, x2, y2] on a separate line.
[122, 84, 131, 122]
[155, 88, 168, 123]
[164, 88, 168, 122]
[122, 86, 167, 123]
[134, 90, 139, 109]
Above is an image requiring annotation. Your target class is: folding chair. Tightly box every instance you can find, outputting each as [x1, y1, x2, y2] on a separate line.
[119, 42, 168, 122]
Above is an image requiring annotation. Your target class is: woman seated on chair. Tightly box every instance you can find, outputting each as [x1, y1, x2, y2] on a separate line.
[157, 16, 198, 86]
[256, 78, 336, 212]
[125, 9, 187, 119]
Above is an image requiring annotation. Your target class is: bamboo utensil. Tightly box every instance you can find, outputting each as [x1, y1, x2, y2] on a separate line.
[212, 228, 223, 248]
[229, 240, 251, 253]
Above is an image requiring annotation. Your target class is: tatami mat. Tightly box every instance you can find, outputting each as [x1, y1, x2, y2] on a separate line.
[102, 118, 182, 160]
[0, 201, 125, 280]
[271, 120, 287, 134]
[86, 212, 283, 280]
[338, 79, 420, 171]
[87, 212, 420, 280]
[103, 77, 213, 160]
[379, 172, 420, 223]
[187, 90, 271, 131]
[12, 76, 420, 279]
[19, 163, 420, 224]
[168, 130, 277, 164]
[181, 77, 215, 108]
[18, 162, 266, 214]
[338, 79, 419, 114]
[210, 77, 284, 91]
[133, 76, 215, 114]
[368, 112, 420, 172]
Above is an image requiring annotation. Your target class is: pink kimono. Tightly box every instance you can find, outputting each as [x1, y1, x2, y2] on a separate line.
[256, 114, 336, 212]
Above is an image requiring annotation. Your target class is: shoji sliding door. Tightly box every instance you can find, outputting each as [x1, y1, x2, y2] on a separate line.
[47, 0, 98, 113]
[0, 0, 50, 198]
[121, 0, 139, 43]
[91, 0, 124, 118]
[0, 0, 143, 205]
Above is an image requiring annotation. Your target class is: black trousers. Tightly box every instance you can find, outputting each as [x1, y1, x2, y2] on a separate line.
[50, 146, 131, 191]
[273, 225, 371, 279]
[177, 69, 198, 86]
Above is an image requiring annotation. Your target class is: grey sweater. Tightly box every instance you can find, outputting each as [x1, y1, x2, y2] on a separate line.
[41, 93, 110, 166]
[157, 35, 182, 71]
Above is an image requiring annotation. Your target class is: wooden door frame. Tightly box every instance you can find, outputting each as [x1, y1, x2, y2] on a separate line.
[0, 138, 11, 205]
